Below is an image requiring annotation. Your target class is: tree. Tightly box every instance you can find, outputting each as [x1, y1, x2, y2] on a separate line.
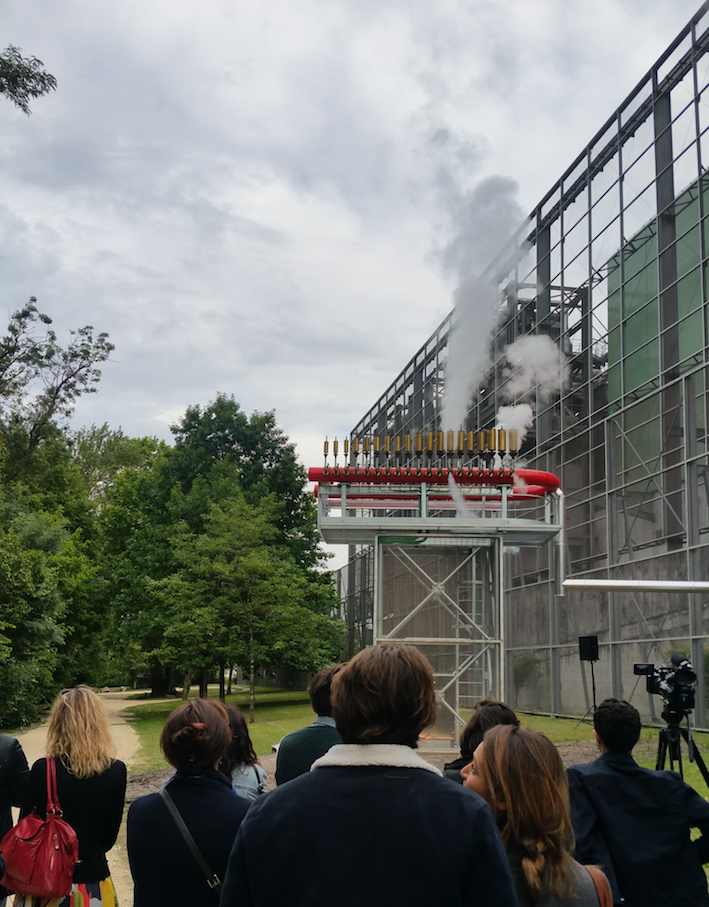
[0, 45, 56, 115]
[163, 493, 343, 720]
[0, 300, 114, 483]
[102, 400, 341, 698]
[169, 394, 325, 567]
[70, 424, 163, 498]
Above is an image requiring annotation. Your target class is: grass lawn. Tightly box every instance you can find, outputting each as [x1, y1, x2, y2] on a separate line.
[125, 691, 709, 800]
[124, 688, 315, 772]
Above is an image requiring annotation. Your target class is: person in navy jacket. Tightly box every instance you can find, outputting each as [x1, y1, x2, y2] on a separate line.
[128, 699, 249, 907]
[221, 644, 518, 907]
[567, 697, 709, 906]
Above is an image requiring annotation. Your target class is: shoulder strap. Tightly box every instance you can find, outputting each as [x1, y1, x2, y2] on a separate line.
[255, 764, 268, 796]
[158, 787, 221, 891]
[586, 865, 613, 907]
[46, 757, 61, 815]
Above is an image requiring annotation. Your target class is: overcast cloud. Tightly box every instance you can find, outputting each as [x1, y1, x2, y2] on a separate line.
[2, 1, 704, 485]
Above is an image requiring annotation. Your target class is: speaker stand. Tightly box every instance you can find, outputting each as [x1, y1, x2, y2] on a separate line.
[574, 659, 598, 728]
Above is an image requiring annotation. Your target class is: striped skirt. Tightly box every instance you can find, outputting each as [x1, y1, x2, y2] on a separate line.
[12, 876, 117, 907]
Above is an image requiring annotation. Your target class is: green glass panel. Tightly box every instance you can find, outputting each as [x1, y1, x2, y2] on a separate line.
[608, 288, 621, 332]
[623, 264, 658, 318]
[624, 338, 659, 396]
[677, 267, 702, 319]
[625, 396, 659, 430]
[621, 225, 657, 283]
[678, 307, 704, 363]
[608, 362, 621, 404]
[676, 226, 701, 280]
[675, 184, 700, 234]
[624, 300, 658, 354]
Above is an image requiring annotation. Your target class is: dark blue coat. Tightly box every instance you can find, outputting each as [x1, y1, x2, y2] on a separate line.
[128, 769, 249, 907]
[221, 744, 518, 907]
[567, 752, 709, 906]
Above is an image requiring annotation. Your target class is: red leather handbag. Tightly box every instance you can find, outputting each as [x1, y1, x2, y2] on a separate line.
[0, 757, 79, 899]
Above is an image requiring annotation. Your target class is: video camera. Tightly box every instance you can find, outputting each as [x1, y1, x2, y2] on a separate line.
[633, 654, 697, 724]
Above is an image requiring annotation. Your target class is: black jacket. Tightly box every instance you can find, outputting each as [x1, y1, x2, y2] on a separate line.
[568, 751, 709, 906]
[0, 735, 27, 893]
[127, 769, 250, 907]
[21, 757, 126, 884]
[0, 735, 29, 839]
[222, 743, 518, 907]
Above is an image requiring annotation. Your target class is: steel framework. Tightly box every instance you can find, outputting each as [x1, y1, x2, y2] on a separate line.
[339, 3, 709, 728]
[312, 467, 563, 744]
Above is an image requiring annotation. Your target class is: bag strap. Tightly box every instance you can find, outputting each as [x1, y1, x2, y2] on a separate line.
[46, 757, 62, 816]
[158, 787, 221, 891]
[586, 865, 613, 907]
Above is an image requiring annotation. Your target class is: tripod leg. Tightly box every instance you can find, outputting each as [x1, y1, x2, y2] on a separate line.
[681, 728, 709, 790]
[656, 730, 667, 771]
[668, 729, 683, 778]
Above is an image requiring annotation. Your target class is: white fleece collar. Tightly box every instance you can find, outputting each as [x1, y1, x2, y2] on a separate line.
[311, 743, 442, 775]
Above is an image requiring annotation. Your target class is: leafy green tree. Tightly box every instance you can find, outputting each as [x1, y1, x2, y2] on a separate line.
[0, 300, 114, 483]
[102, 400, 341, 699]
[0, 519, 64, 724]
[0, 44, 56, 115]
[70, 424, 163, 498]
[169, 394, 324, 567]
[163, 493, 343, 719]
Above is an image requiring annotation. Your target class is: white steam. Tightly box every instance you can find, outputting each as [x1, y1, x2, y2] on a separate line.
[437, 175, 525, 430]
[501, 335, 570, 403]
[440, 276, 498, 431]
[447, 472, 471, 518]
[496, 402, 534, 443]
[495, 335, 570, 448]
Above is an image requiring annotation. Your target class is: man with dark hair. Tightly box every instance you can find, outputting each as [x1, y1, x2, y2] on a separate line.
[443, 697, 519, 783]
[275, 664, 342, 785]
[221, 644, 517, 907]
[567, 697, 709, 906]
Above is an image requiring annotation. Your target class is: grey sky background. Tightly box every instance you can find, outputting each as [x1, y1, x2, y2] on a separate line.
[2, 2, 704, 504]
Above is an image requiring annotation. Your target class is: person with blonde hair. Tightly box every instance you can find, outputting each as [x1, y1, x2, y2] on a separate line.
[462, 724, 610, 906]
[16, 686, 127, 907]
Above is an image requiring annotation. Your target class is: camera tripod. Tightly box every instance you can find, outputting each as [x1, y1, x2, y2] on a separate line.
[656, 718, 709, 789]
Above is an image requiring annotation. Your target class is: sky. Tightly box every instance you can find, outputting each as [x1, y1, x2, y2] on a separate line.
[2, 1, 706, 555]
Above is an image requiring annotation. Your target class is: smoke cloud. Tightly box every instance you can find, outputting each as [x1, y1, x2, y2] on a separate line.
[496, 402, 534, 439]
[495, 335, 570, 448]
[437, 175, 525, 430]
[501, 334, 569, 402]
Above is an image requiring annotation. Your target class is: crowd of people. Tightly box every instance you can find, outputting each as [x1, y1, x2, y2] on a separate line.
[0, 647, 707, 906]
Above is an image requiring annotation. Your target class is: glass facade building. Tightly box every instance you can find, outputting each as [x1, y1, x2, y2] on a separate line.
[338, 4, 709, 727]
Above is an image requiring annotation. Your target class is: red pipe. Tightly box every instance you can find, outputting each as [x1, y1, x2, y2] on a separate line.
[308, 466, 560, 494]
